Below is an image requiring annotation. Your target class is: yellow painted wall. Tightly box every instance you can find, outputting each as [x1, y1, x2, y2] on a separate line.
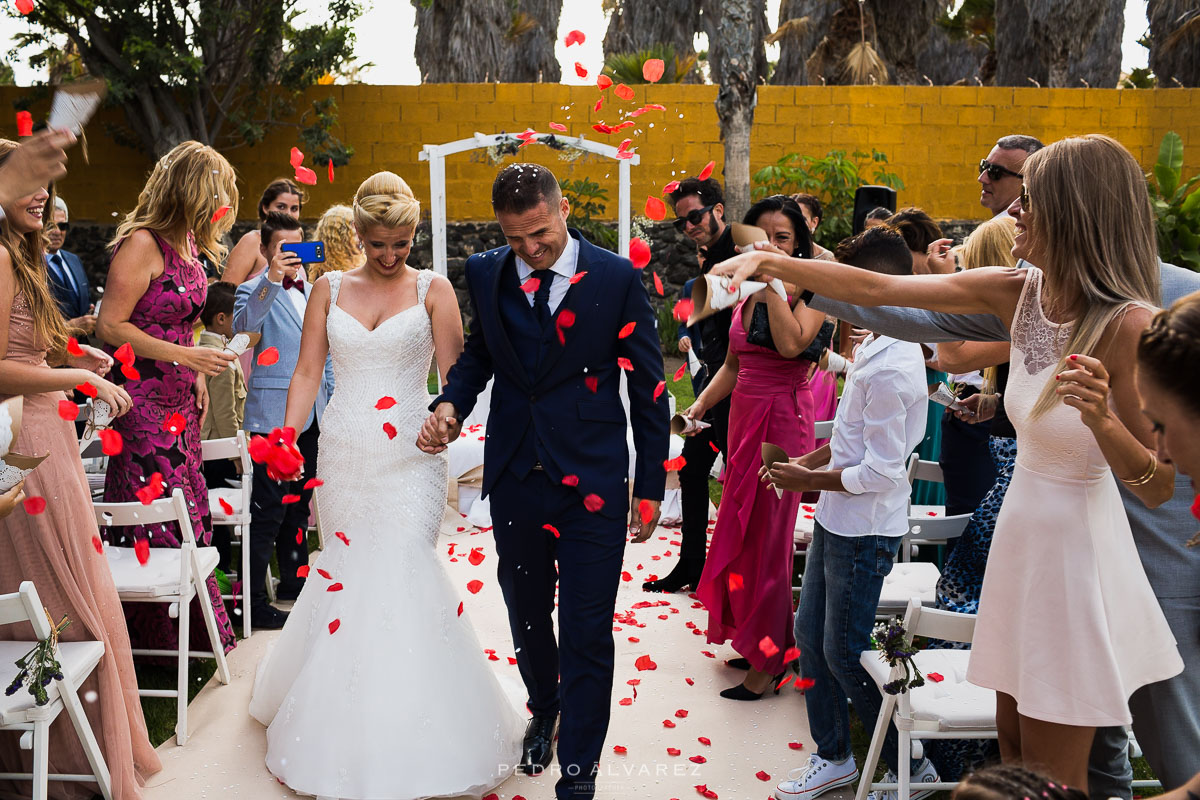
[14, 84, 1199, 224]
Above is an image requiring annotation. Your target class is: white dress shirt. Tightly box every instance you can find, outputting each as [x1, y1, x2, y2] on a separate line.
[515, 235, 578, 314]
[816, 335, 929, 538]
[268, 273, 309, 320]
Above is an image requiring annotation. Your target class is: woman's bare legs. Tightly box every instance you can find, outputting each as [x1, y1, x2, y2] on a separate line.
[996, 691, 1096, 792]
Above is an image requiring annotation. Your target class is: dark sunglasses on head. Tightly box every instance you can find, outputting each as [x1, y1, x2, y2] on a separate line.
[1020, 183, 1031, 212]
[979, 159, 1023, 181]
[673, 204, 715, 230]
[54, 222, 69, 232]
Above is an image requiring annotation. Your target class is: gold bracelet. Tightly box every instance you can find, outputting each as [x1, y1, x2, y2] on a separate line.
[1120, 455, 1158, 486]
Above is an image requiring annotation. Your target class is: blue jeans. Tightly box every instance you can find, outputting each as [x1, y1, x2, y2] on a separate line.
[795, 520, 905, 771]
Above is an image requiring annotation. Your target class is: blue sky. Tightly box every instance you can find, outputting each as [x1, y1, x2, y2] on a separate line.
[1, 0, 1152, 86]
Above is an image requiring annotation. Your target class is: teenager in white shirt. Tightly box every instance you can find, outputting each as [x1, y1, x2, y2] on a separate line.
[763, 226, 937, 800]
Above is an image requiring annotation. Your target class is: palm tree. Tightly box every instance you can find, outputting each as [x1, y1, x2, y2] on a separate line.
[769, 0, 832, 85]
[500, 0, 562, 83]
[703, 0, 769, 220]
[1068, 0, 1123, 88]
[411, 0, 511, 82]
[1025, 0, 1102, 87]
[870, 0, 948, 85]
[603, 0, 702, 70]
[805, 0, 886, 87]
[994, 0, 1048, 86]
[1148, 0, 1200, 87]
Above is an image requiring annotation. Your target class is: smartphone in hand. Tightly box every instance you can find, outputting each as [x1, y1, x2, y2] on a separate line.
[281, 241, 326, 264]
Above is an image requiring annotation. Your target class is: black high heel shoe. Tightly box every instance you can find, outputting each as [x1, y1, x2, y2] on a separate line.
[642, 559, 703, 593]
[727, 656, 800, 673]
[719, 671, 787, 701]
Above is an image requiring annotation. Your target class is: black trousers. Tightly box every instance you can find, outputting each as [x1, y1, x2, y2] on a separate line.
[490, 468, 626, 800]
[939, 409, 997, 518]
[677, 395, 731, 565]
[202, 456, 239, 573]
[248, 422, 319, 605]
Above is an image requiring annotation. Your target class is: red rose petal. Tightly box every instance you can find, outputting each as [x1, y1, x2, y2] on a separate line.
[257, 347, 280, 366]
[642, 58, 665, 83]
[617, 357, 633, 371]
[698, 736, 711, 746]
[382, 422, 398, 440]
[297, 565, 311, 578]
[698, 160, 715, 181]
[66, 337, 85, 357]
[653, 271, 664, 296]
[327, 582, 343, 592]
[618, 321, 636, 339]
[701, 650, 716, 658]
[294, 166, 318, 186]
[375, 396, 397, 410]
[584, 494, 605, 513]
[218, 497, 235, 516]
[335, 531, 350, 546]
[317, 568, 332, 579]
[1191, 493, 1200, 521]
[664, 455, 687, 471]
[569, 270, 587, 284]
[673, 362, 687, 382]
[727, 573, 744, 592]
[561, 474, 579, 487]
[796, 677, 816, 690]
[520, 276, 541, 294]
[120, 364, 140, 381]
[634, 654, 657, 671]
[303, 478, 324, 490]
[675, 708, 689, 718]
[614, 83, 635, 101]
[15, 109, 32, 135]
[466, 579, 484, 594]
[162, 412, 186, 436]
[75, 381, 98, 398]
[621, 571, 633, 582]
[564, 29, 585, 46]
[328, 619, 340, 634]
[788, 741, 805, 750]
[673, 298, 694, 323]
[91, 535, 104, 554]
[759, 635, 780, 658]
[549, 122, 568, 132]
[612, 745, 627, 754]
[542, 523, 561, 538]
[927, 672, 944, 683]
[653, 381, 666, 402]
[757, 770, 772, 781]
[663, 180, 681, 194]
[639, 499, 654, 525]
[685, 677, 695, 685]
[22, 496, 46, 515]
[211, 205, 232, 224]
[618, 697, 632, 706]
[133, 538, 150, 565]
[597, 74, 613, 91]
[663, 719, 676, 728]
[290, 147, 305, 168]
[667, 747, 681, 756]
[468, 548, 485, 566]
[629, 237, 651, 269]
[457, 601, 464, 616]
[690, 755, 706, 764]
[135, 473, 164, 505]
[281, 493, 302, 504]
[784, 646, 802, 662]
[585, 376, 598, 393]
[594, 98, 604, 113]
[574, 62, 588, 79]
[57, 400, 78, 421]
[114, 342, 135, 366]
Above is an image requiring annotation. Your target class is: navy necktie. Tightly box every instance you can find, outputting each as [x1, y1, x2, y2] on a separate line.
[532, 270, 555, 328]
[48, 254, 74, 292]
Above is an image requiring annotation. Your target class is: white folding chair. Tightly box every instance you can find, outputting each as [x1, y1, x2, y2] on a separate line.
[92, 488, 231, 745]
[0, 582, 112, 800]
[311, 487, 326, 552]
[201, 432, 253, 635]
[856, 597, 997, 800]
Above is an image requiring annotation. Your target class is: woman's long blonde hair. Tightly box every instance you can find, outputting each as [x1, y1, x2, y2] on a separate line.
[958, 215, 1017, 394]
[110, 141, 239, 264]
[352, 172, 420, 233]
[311, 204, 365, 279]
[0, 139, 67, 356]
[1023, 134, 1160, 419]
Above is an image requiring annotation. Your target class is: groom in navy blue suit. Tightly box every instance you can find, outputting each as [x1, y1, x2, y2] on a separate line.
[420, 164, 670, 799]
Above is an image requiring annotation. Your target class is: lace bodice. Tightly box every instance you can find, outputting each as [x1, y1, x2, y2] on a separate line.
[1005, 267, 1107, 480]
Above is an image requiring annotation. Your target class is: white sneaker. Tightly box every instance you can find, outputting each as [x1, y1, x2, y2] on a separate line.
[866, 759, 939, 800]
[775, 753, 861, 800]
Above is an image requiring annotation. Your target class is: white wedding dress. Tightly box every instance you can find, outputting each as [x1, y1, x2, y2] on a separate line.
[249, 268, 524, 800]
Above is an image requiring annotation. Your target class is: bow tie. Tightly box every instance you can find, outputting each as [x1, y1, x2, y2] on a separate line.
[282, 275, 305, 292]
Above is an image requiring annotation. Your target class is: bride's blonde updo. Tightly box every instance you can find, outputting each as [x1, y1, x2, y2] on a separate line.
[352, 171, 420, 232]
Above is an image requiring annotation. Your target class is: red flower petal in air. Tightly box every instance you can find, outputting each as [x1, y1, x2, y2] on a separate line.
[383, 422, 398, 439]
[617, 357, 633, 371]
[592, 123, 614, 135]
[328, 619, 341, 634]
[296, 527, 305, 545]
[784, 646, 802, 662]
[759, 636, 780, 658]
[75, 381, 98, 398]
[584, 494, 605, 513]
[327, 582, 344, 592]
[757, 770, 772, 782]
[564, 29, 585, 46]
[653, 272, 664, 296]
[698, 161, 715, 181]
[257, 347, 280, 366]
[317, 568, 331, 579]
[1192, 493, 1200, 521]
[664, 455, 687, 471]
[457, 601, 464, 616]
[375, 396, 397, 409]
[629, 238, 651, 269]
[549, 122, 567, 132]
[561, 474, 579, 487]
[57, 400, 78, 421]
[727, 573, 744, 592]
[66, 337, 85, 358]
[663, 180, 681, 194]
[328, 160, 335, 183]
[22, 496, 45, 515]
[639, 499, 654, 525]
[290, 147, 305, 168]
[163, 412, 186, 436]
[468, 548, 485, 566]
[304, 478, 324, 490]
[594, 98, 604, 113]
[585, 376, 598, 393]
[645, 196, 667, 221]
[672, 362, 688, 383]
[281, 493, 302, 504]
[15, 0, 32, 16]
[634, 654, 657, 671]
[211, 205, 232, 224]
[642, 58, 665, 83]
[92, 536, 104, 554]
[466, 579, 484, 594]
[121, 364, 140, 381]
[15, 110, 32, 136]
[218, 497, 235, 516]
[618, 321, 636, 339]
[796, 677, 816, 690]
[297, 565, 311, 578]
[653, 381, 665, 401]
[542, 523, 561, 538]
[114, 342, 135, 366]
[574, 62, 588, 78]
[927, 672, 944, 683]
[335, 531, 350, 546]
[568, 271, 587, 285]
[597, 74, 613, 91]
[617, 138, 633, 154]
[614, 83, 635, 101]
[295, 166, 318, 186]
[134, 539, 150, 565]
[673, 298, 694, 323]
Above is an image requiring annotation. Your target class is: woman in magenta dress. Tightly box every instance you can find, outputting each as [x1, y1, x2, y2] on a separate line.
[97, 141, 240, 653]
[688, 196, 827, 700]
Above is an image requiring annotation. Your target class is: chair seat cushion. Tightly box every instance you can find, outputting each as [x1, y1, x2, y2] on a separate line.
[877, 562, 940, 611]
[105, 546, 220, 596]
[0, 640, 105, 725]
[208, 487, 243, 523]
[860, 648, 995, 730]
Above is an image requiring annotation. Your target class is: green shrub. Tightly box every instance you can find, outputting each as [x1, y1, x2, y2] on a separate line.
[603, 44, 696, 85]
[1148, 131, 1200, 271]
[560, 176, 618, 250]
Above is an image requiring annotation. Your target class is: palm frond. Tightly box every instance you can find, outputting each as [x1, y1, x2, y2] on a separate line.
[1163, 10, 1200, 52]
[765, 16, 813, 46]
[841, 41, 888, 84]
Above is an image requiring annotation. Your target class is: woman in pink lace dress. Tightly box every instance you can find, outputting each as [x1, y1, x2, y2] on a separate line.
[97, 141, 240, 654]
[0, 139, 160, 799]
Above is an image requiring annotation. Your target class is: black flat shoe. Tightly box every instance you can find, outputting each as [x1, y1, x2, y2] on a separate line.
[642, 560, 704, 593]
[520, 714, 558, 775]
[250, 604, 289, 630]
[719, 672, 787, 701]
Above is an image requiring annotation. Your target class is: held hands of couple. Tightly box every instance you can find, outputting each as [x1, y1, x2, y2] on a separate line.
[417, 403, 461, 454]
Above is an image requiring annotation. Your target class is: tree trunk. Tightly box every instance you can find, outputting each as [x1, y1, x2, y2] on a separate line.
[771, 0, 837, 85]
[868, 0, 948, 85]
[1068, 0, 1123, 87]
[915, 25, 989, 85]
[412, 0, 512, 82]
[704, 0, 768, 220]
[994, 0, 1048, 86]
[500, 0, 563, 82]
[1148, 0, 1200, 87]
[603, 0, 702, 61]
[1026, 0, 1102, 87]
[805, 0, 881, 87]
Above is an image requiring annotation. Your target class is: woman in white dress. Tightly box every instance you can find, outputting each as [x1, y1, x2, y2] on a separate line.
[249, 172, 524, 799]
[712, 135, 1182, 791]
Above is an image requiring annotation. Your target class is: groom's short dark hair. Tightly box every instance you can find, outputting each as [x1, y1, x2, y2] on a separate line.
[491, 163, 561, 215]
[835, 226, 913, 276]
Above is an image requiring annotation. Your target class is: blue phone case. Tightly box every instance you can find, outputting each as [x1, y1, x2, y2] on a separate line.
[281, 241, 325, 263]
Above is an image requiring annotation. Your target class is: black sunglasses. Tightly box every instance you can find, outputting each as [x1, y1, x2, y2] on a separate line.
[673, 204, 715, 230]
[979, 159, 1023, 181]
[54, 222, 69, 232]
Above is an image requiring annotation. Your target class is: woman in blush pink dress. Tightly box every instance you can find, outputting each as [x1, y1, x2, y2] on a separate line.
[689, 195, 828, 700]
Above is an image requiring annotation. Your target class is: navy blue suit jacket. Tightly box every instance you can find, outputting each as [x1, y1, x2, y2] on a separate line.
[434, 230, 670, 519]
[46, 249, 89, 320]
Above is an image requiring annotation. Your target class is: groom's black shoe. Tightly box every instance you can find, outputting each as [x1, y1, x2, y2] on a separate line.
[520, 714, 557, 775]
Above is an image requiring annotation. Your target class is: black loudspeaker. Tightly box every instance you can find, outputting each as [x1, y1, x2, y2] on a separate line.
[852, 185, 898, 235]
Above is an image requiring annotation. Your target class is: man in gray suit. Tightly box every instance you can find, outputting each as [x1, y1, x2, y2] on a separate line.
[804, 260, 1200, 797]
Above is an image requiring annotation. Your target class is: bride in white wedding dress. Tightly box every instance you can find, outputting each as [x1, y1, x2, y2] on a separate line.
[249, 172, 523, 800]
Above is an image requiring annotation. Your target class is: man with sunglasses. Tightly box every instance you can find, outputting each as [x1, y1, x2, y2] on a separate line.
[45, 196, 95, 335]
[978, 135, 1043, 219]
[645, 177, 738, 593]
